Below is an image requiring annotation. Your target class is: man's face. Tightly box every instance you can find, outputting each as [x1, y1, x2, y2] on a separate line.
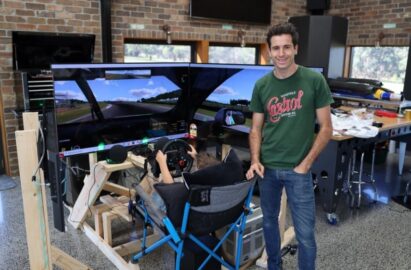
[268, 34, 298, 71]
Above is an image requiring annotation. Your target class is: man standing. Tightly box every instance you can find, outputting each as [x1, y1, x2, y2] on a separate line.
[246, 22, 333, 270]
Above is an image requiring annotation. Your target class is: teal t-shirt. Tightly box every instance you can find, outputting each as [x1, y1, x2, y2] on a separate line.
[249, 66, 334, 169]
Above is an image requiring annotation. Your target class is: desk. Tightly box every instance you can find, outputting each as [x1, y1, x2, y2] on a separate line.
[312, 114, 411, 223]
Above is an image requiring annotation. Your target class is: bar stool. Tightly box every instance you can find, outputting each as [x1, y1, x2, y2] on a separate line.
[347, 147, 378, 208]
[403, 180, 410, 204]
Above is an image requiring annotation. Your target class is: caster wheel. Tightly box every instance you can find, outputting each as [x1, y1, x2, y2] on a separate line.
[326, 213, 339, 225]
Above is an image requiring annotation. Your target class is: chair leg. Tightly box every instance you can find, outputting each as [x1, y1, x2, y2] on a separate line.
[404, 181, 411, 204]
[369, 146, 378, 202]
[357, 152, 365, 208]
[345, 157, 354, 198]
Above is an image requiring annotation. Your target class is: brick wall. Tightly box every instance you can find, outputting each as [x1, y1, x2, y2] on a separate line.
[0, 0, 102, 176]
[329, 0, 411, 46]
[110, 0, 307, 62]
[1, 0, 410, 176]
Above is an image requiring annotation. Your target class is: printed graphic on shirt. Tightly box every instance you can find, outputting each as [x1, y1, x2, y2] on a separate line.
[266, 90, 304, 123]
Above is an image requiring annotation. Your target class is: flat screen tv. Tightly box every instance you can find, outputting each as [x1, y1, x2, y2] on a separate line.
[190, 0, 272, 25]
[12, 31, 95, 71]
[50, 63, 191, 157]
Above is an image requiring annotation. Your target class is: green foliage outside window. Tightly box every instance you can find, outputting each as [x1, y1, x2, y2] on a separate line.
[350, 47, 409, 94]
[124, 44, 191, 62]
[209, 46, 256, 64]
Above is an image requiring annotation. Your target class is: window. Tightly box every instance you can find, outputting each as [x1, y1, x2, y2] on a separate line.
[208, 44, 257, 64]
[350, 46, 409, 94]
[124, 40, 194, 62]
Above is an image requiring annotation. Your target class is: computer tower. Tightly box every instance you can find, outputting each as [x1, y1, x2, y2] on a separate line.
[289, 16, 348, 79]
[217, 205, 265, 266]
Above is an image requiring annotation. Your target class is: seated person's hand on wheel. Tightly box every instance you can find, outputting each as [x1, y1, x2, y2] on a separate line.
[155, 150, 167, 165]
[187, 145, 197, 160]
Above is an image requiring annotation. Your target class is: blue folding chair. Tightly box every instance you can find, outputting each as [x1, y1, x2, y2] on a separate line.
[130, 176, 256, 270]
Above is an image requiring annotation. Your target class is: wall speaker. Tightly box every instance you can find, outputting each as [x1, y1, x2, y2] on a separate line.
[289, 15, 348, 79]
[307, 0, 330, 11]
[107, 145, 128, 164]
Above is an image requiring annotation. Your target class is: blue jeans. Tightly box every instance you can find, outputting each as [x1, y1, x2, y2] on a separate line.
[258, 168, 316, 270]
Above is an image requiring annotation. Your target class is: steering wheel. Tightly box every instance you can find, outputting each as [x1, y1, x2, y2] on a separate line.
[161, 139, 193, 177]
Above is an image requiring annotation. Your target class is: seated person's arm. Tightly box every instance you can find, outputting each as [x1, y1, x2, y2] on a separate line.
[156, 150, 174, 184]
[156, 145, 198, 184]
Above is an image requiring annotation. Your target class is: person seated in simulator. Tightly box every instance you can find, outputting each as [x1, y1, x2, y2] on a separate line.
[154, 143, 220, 184]
[147, 142, 220, 212]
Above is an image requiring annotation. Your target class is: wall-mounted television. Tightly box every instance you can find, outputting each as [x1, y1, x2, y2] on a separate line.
[12, 31, 95, 71]
[190, 0, 272, 25]
[49, 63, 191, 157]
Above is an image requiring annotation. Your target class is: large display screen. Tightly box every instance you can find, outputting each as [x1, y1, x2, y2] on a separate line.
[190, 0, 272, 25]
[50, 63, 324, 156]
[51, 63, 190, 157]
[12, 31, 95, 71]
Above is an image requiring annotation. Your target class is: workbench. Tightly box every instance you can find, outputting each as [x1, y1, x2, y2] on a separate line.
[220, 107, 411, 224]
[312, 112, 411, 223]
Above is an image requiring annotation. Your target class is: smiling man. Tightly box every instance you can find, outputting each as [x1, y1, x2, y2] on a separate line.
[246, 22, 334, 270]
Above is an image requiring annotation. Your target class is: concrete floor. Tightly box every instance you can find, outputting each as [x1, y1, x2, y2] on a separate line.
[0, 152, 410, 270]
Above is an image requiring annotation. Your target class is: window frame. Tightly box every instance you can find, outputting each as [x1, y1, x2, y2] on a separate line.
[208, 42, 260, 65]
[348, 45, 410, 94]
[123, 38, 197, 63]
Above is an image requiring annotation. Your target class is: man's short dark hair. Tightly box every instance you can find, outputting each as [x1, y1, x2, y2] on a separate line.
[266, 22, 299, 48]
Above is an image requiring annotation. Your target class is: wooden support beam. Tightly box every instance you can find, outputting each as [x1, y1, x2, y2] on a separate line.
[343, 46, 351, 78]
[259, 43, 270, 65]
[89, 153, 98, 168]
[113, 234, 160, 257]
[101, 153, 145, 172]
[51, 246, 92, 270]
[69, 153, 144, 229]
[23, 112, 40, 131]
[83, 223, 140, 270]
[92, 196, 129, 237]
[100, 195, 132, 222]
[103, 182, 135, 198]
[103, 212, 116, 246]
[196, 40, 209, 63]
[69, 164, 112, 229]
[16, 128, 52, 270]
[18, 112, 92, 270]
[128, 154, 145, 168]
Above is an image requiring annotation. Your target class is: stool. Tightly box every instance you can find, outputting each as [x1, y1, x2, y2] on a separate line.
[347, 147, 378, 208]
[403, 180, 411, 204]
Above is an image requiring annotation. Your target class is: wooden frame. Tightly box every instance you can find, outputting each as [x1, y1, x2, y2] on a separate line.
[67, 151, 161, 269]
[16, 112, 91, 270]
